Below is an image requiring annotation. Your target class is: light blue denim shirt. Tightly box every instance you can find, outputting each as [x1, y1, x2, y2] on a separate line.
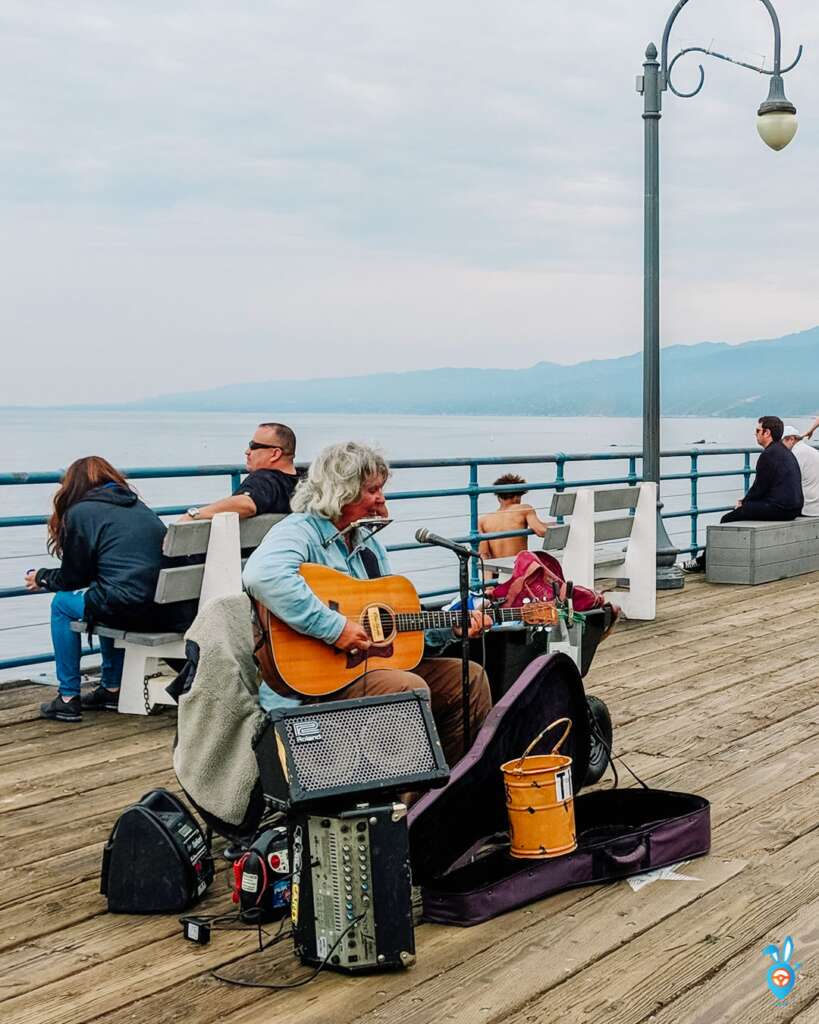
[242, 512, 450, 712]
[243, 512, 393, 645]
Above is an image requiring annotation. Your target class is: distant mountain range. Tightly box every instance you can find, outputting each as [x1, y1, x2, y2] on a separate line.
[126, 325, 819, 417]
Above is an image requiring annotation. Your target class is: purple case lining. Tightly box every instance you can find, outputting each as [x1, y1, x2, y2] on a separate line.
[419, 788, 710, 926]
[408, 652, 711, 927]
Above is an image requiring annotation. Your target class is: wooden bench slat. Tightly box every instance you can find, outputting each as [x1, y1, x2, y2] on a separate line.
[154, 558, 250, 604]
[593, 517, 634, 543]
[69, 622, 183, 646]
[549, 493, 576, 517]
[155, 565, 205, 604]
[543, 524, 570, 550]
[162, 513, 285, 557]
[69, 622, 126, 640]
[593, 487, 640, 512]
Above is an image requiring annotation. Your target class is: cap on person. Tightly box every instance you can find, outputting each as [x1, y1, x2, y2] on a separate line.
[782, 424, 801, 438]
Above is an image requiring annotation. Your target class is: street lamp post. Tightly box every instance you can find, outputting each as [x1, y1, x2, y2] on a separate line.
[638, 0, 802, 589]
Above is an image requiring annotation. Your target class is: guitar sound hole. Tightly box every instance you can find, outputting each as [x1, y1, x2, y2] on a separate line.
[362, 605, 396, 642]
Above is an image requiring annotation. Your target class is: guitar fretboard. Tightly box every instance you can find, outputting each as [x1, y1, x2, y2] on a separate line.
[393, 607, 554, 632]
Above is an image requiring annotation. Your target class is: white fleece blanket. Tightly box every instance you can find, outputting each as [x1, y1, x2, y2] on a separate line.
[173, 592, 266, 827]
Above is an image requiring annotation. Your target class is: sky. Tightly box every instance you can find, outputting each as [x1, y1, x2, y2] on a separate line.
[1, 0, 817, 404]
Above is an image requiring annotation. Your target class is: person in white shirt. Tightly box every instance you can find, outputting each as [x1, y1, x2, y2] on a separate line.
[782, 424, 819, 517]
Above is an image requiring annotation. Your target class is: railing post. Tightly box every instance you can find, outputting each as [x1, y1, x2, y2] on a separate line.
[555, 455, 566, 524]
[690, 453, 699, 554]
[230, 470, 242, 493]
[468, 462, 480, 589]
[743, 451, 752, 494]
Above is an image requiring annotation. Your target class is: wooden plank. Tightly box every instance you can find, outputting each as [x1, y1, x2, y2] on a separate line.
[619, 663, 819, 760]
[593, 517, 633, 543]
[0, 685, 64, 713]
[68, 622, 126, 640]
[154, 564, 206, 602]
[714, 764, 819, 858]
[0, 714, 172, 768]
[1, 731, 171, 791]
[640, 891, 819, 1023]
[0, 921, 262, 1024]
[593, 487, 639, 512]
[0, 773, 179, 866]
[325, 860, 744, 1024]
[3, 569, 819, 1024]
[751, 555, 819, 583]
[162, 513, 287, 557]
[0, 744, 179, 815]
[80, 864, 744, 1024]
[549, 492, 576, 516]
[541, 524, 569, 550]
[494, 827, 819, 1024]
[0, 873, 235, 1000]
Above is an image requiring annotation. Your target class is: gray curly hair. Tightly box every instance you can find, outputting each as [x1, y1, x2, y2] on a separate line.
[291, 442, 390, 520]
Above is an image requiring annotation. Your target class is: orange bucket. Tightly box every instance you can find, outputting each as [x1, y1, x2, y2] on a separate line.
[501, 718, 577, 859]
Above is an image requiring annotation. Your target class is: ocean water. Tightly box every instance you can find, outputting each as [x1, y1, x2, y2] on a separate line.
[1, 408, 806, 678]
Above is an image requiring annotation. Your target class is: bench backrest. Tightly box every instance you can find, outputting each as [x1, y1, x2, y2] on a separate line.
[162, 513, 286, 557]
[548, 487, 640, 546]
[156, 513, 287, 604]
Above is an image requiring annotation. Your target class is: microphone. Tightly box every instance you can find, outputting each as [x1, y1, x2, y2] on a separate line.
[415, 528, 473, 558]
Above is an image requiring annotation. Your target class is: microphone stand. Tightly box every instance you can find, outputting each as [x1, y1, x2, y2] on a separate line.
[455, 548, 473, 752]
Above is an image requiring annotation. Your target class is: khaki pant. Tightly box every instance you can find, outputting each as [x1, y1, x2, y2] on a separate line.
[330, 658, 492, 767]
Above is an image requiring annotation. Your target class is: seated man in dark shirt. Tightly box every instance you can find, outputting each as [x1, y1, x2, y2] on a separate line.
[179, 422, 299, 522]
[683, 415, 802, 572]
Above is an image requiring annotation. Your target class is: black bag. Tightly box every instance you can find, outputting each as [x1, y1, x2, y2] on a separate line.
[100, 789, 214, 914]
[408, 654, 710, 926]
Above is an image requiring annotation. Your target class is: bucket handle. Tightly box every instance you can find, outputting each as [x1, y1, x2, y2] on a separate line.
[512, 717, 572, 772]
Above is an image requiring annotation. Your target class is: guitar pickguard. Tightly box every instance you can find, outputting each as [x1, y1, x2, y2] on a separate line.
[344, 643, 394, 669]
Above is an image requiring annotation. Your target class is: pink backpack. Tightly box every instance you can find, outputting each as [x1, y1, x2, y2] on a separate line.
[489, 550, 607, 613]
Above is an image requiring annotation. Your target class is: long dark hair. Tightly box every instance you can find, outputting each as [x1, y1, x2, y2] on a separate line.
[47, 456, 132, 556]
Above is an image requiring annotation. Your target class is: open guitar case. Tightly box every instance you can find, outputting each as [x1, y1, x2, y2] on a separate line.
[407, 653, 710, 926]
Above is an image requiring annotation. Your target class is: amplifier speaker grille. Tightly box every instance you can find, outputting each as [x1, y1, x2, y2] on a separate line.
[285, 700, 437, 792]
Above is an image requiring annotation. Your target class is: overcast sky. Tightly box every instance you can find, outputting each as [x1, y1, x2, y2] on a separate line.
[1, 0, 816, 404]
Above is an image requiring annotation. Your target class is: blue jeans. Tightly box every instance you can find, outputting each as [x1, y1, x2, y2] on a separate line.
[51, 591, 125, 699]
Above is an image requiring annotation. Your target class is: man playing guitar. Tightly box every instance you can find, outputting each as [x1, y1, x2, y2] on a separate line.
[242, 441, 492, 766]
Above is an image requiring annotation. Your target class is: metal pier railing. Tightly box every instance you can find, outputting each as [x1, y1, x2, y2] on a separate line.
[0, 446, 773, 672]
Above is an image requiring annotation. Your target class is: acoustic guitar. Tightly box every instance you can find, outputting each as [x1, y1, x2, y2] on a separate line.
[253, 562, 561, 697]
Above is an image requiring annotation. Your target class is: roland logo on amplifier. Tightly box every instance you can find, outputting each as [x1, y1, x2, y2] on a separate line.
[292, 720, 323, 743]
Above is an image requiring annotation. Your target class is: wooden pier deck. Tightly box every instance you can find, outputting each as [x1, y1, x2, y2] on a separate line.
[2, 572, 819, 1024]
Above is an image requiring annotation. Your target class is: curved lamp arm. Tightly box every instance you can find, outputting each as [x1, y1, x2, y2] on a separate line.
[659, 0, 802, 97]
[666, 43, 803, 98]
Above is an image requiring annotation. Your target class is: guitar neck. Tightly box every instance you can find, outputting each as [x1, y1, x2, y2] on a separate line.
[399, 607, 533, 632]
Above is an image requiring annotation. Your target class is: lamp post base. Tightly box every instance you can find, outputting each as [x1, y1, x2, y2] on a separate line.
[656, 504, 684, 590]
[657, 563, 684, 590]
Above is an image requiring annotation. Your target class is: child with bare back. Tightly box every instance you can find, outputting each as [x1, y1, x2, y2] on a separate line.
[478, 474, 551, 565]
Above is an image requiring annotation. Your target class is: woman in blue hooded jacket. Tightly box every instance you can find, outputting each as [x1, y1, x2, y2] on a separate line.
[25, 456, 193, 722]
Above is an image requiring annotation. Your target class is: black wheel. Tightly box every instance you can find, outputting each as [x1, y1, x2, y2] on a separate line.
[584, 694, 613, 785]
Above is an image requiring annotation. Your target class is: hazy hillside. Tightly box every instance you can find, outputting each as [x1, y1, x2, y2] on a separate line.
[128, 325, 819, 417]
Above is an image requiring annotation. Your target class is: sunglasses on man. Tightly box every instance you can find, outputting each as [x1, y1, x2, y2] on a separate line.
[248, 440, 283, 451]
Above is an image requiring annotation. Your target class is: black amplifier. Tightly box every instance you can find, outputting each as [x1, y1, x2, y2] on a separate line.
[101, 789, 213, 913]
[289, 802, 415, 973]
[256, 691, 449, 810]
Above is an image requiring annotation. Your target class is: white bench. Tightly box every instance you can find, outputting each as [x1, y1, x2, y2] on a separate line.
[71, 512, 285, 715]
[483, 483, 657, 620]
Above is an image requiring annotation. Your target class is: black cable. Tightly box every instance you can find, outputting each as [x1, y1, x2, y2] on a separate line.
[211, 913, 366, 990]
[586, 711, 649, 791]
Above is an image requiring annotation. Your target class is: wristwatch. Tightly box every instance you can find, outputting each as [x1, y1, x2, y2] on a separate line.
[187, 507, 201, 519]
